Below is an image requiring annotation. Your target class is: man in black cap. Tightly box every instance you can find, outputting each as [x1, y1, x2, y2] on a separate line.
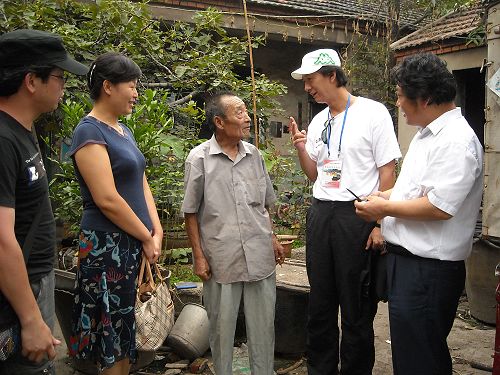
[0, 29, 88, 374]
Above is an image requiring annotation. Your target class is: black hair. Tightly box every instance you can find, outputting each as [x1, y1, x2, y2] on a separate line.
[87, 52, 141, 100]
[317, 65, 348, 87]
[205, 91, 237, 132]
[0, 65, 53, 97]
[392, 52, 456, 105]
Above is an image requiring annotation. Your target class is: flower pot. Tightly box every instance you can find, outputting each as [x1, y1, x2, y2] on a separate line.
[164, 229, 190, 250]
[277, 235, 298, 258]
[279, 240, 294, 258]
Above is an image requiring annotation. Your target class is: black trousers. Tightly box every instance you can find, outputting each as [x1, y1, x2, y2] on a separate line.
[386, 247, 465, 375]
[306, 199, 378, 375]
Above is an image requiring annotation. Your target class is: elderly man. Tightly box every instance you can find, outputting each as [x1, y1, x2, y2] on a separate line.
[0, 29, 88, 374]
[181, 91, 284, 375]
[289, 48, 401, 374]
[355, 53, 483, 375]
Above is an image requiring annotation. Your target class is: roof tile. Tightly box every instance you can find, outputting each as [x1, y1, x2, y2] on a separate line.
[391, 3, 485, 51]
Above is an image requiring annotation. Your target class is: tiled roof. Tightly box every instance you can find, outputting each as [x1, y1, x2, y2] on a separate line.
[246, 0, 426, 29]
[391, 3, 485, 51]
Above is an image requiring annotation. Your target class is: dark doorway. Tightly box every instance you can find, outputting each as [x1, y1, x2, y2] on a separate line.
[308, 94, 327, 128]
[453, 68, 485, 147]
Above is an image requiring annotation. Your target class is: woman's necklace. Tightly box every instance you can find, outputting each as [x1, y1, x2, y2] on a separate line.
[89, 113, 124, 136]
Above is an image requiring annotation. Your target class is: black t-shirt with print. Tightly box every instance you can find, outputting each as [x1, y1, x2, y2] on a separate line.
[0, 111, 55, 282]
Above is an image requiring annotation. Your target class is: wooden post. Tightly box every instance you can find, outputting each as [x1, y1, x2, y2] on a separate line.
[241, 0, 259, 147]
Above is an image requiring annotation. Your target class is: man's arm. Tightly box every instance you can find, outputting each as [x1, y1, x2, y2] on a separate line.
[355, 195, 452, 222]
[266, 207, 285, 265]
[0, 206, 59, 362]
[290, 117, 317, 182]
[184, 213, 211, 281]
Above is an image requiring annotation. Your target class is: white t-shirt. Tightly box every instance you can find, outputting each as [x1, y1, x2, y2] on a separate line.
[382, 108, 484, 261]
[306, 97, 401, 201]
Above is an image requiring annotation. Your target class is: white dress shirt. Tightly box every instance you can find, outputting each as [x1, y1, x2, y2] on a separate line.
[382, 108, 483, 261]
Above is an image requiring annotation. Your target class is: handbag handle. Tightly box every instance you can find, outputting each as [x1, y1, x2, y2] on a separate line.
[137, 253, 165, 293]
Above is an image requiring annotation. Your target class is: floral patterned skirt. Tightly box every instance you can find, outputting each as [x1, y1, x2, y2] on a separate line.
[69, 229, 142, 369]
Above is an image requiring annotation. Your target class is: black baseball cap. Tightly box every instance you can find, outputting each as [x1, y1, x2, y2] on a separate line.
[0, 29, 88, 75]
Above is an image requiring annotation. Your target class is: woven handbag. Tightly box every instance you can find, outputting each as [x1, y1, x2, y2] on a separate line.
[135, 254, 175, 351]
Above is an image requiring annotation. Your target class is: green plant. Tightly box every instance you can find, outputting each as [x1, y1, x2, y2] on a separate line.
[262, 141, 312, 239]
[169, 265, 202, 285]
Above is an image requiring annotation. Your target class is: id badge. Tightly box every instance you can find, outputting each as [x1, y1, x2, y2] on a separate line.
[321, 159, 342, 188]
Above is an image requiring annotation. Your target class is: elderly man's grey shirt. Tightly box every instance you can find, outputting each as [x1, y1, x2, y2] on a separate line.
[181, 135, 276, 284]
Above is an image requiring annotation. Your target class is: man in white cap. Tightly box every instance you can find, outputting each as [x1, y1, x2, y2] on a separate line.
[0, 29, 88, 374]
[290, 48, 401, 374]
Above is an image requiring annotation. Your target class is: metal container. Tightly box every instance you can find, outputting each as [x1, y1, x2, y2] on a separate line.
[465, 238, 499, 325]
[166, 303, 210, 359]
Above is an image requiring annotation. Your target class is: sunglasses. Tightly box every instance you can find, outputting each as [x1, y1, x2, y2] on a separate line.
[321, 117, 333, 144]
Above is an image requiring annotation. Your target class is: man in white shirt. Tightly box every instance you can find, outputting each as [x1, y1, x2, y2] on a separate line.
[290, 49, 401, 375]
[355, 52, 483, 375]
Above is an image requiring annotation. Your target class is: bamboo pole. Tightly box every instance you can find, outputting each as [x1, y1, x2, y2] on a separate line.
[241, 0, 259, 147]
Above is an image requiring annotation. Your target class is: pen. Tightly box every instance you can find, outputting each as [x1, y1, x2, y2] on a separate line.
[346, 188, 365, 202]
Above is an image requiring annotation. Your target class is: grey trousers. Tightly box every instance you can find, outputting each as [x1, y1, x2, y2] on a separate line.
[0, 269, 56, 375]
[203, 273, 276, 375]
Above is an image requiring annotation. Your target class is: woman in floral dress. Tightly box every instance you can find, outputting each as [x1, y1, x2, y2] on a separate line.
[67, 52, 162, 375]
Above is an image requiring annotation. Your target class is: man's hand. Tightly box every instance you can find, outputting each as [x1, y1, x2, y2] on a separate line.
[365, 227, 385, 252]
[354, 195, 388, 222]
[193, 255, 211, 281]
[289, 117, 307, 152]
[272, 236, 286, 265]
[21, 318, 60, 363]
[371, 190, 391, 200]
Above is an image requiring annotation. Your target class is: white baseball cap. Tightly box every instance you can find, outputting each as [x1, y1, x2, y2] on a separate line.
[291, 49, 341, 80]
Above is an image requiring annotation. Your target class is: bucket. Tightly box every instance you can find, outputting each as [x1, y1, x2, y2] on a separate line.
[465, 238, 499, 325]
[166, 303, 210, 360]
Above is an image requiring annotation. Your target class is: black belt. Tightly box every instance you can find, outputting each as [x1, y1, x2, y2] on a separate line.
[385, 242, 463, 264]
[385, 242, 420, 258]
[312, 198, 354, 208]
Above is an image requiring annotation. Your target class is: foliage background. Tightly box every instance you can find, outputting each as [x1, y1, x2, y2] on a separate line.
[0, 0, 289, 241]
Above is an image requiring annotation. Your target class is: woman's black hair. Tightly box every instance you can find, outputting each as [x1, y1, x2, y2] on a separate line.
[392, 52, 456, 105]
[0, 65, 53, 97]
[87, 52, 141, 100]
[317, 65, 348, 87]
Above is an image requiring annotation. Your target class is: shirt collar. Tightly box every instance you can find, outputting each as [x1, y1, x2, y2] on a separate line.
[208, 134, 250, 158]
[419, 107, 462, 136]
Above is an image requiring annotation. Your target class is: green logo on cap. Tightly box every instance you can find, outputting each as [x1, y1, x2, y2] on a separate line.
[314, 52, 336, 66]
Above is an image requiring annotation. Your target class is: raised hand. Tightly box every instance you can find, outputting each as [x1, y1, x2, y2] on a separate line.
[289, 116, 307, 152]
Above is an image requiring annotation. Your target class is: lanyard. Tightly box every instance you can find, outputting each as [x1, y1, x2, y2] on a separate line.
[326, 94, 351, 157]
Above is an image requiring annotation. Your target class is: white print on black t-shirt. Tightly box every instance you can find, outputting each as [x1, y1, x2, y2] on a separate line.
[25, 153, 46, 185]
[28, 166, 39, 182]
[25, 151, 39, 163]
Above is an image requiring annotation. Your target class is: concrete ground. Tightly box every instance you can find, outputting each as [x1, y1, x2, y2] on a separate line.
[54, 296, 495, 375]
